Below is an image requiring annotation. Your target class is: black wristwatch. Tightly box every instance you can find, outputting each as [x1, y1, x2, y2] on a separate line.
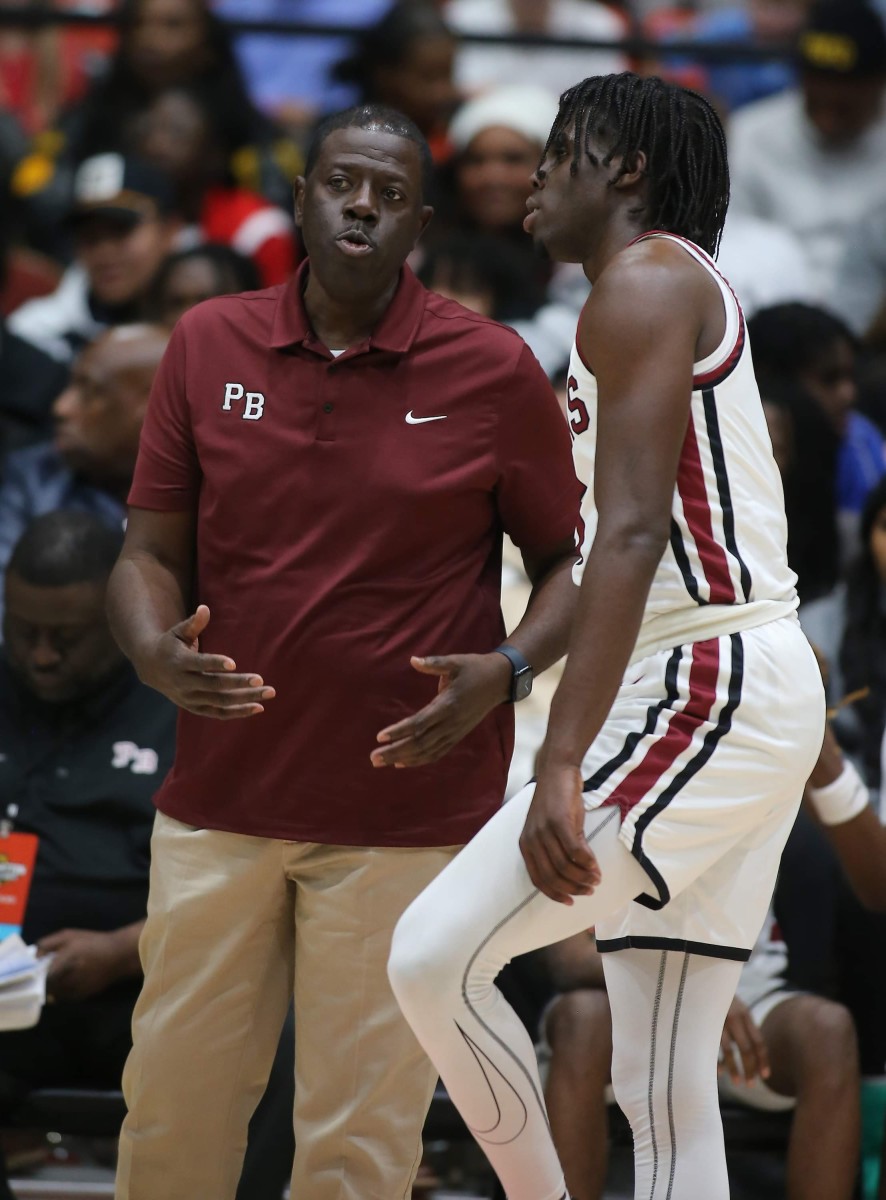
[493, 644, 534, 703]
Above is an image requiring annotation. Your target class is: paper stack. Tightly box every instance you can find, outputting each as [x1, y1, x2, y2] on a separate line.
[0, 935, 49, 1030]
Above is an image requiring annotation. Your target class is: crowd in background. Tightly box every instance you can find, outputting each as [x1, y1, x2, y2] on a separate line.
[0, 0, 884, 1197]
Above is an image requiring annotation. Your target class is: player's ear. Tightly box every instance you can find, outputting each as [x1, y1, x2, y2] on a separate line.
[612, 150, 647, 190]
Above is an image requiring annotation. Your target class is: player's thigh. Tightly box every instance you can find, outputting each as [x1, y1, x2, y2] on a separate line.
[391, 786, 651, 995]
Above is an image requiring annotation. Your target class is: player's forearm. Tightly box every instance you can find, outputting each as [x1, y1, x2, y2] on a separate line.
[107, 551, 189, 672]
[542, 532, 664, 769]
[824, 807, 886, 912]
[505, 555, 578, 676]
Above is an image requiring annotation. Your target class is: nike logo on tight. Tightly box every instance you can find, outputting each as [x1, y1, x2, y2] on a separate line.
[405, 411, 447, 424]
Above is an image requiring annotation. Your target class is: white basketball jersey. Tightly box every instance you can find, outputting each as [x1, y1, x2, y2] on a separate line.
[568, 232, 798, 662]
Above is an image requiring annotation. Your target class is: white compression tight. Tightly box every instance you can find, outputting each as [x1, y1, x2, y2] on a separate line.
[388, 785, 744, 1200]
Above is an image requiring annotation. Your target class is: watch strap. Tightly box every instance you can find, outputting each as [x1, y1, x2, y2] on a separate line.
[493, 644, 532, 703]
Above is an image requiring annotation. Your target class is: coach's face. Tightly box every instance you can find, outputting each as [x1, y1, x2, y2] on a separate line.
[295, 128, 433, 298]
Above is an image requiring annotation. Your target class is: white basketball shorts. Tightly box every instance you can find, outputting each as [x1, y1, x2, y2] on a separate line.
[582, 615, 826, 960]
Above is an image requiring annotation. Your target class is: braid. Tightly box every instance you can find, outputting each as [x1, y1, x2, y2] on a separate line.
[542, 73, 730, 256]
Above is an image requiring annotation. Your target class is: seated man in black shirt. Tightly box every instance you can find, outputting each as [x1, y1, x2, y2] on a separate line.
[0, 511, 293, 1198]
[0, 510, 173, 1198]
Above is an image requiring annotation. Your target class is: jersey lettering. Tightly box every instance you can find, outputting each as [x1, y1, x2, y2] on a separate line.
[243, 392, 265, 421]
[223, 382, 244, 411]
[566, 375, 590, 436]
[112, 741, 160, 775]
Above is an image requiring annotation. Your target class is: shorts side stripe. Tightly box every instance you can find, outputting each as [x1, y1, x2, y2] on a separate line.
[631, 633, 745, 909]
[583, 647, 683, 795]
[604, 639, 722, 823]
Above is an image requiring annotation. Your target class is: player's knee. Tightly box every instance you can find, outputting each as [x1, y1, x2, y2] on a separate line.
[784, 997, 859, 1091]
[388, 904, 457, 1015]
[546, 989, 613, 1077]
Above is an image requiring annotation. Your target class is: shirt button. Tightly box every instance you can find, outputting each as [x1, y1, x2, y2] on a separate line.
[323, 402, 334, 413]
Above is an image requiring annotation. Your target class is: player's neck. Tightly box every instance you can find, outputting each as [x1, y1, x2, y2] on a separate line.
[581, 216, 649, 284]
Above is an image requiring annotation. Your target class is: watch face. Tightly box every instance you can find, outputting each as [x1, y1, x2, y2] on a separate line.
[514, 668, 533, 702]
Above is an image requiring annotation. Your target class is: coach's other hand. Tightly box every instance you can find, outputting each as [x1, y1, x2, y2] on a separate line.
[520, 763, 601, 904]
[371, 653, 511, 768]
[137, 604, 275, 719]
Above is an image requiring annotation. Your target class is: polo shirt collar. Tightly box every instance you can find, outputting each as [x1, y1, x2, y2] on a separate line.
[271, 259, 426, 356]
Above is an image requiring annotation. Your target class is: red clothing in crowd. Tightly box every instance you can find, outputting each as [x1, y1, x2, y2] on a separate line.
[200, 185, 297, 286]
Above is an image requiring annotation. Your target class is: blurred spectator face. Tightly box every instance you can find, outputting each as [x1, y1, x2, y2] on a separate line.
[51, 326, 167, 483]
[798, 336, 857, 435]
[373, 32, 457, 134]
[125, 0, 211, 91]
[74, 213, 176, 308]
[868, 499, 886, 581]
[457, 127, 540, 232]
[129, 89, 220, 188]
[803, 72, 886, 146]
[762, 399, 795, 476]
[4, 572, 121, 705]
[158, 255, 239, 325]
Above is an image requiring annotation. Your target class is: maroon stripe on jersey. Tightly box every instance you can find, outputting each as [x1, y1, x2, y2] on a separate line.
[676, 415, 736, 604]
[603, 638, 720, 820]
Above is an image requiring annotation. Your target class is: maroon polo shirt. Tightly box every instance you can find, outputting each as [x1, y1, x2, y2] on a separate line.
[129, 262, 579, 846]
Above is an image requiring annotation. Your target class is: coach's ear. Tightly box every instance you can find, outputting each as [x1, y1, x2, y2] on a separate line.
[293, 177, 306, 229]
[612, 149, 647, 190]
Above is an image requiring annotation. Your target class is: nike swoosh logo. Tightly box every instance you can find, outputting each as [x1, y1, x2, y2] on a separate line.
[405, 410, 447, 424]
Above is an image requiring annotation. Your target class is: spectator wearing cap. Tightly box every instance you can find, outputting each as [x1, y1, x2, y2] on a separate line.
[728, 0, 886, 296]
[7, 155, 180, 364]
[440, 85, 587, 376]
[0, 323, 170, 617]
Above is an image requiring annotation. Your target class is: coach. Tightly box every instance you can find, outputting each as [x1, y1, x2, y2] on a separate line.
[107, 104, 579, 1200]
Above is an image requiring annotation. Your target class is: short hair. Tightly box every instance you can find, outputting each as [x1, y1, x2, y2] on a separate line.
[8, 511, 123, 589]
[748, 303, 856, 380]
[304, 104, 434, 201]
[543, 73, 730, 257]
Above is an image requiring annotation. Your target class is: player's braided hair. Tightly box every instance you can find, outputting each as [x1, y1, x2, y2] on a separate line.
[543, 73, 730, 257]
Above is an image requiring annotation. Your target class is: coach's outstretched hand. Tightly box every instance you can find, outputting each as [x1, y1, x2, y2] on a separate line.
[138, 604, 275, 719]
[371, 653, 511, 768]
[520, 764, 601, 904]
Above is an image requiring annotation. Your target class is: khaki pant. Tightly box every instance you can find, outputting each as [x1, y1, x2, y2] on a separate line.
[116, 812, 459, 1200]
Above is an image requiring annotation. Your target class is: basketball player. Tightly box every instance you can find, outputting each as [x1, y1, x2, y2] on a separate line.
[388, 73, 826, 1200]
